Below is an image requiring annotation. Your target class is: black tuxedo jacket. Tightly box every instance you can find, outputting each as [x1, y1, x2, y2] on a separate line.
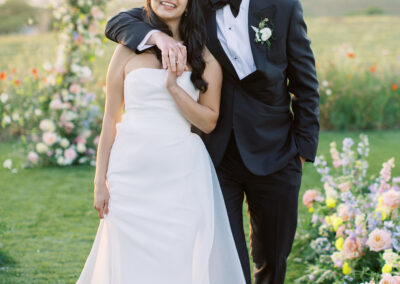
[105, 0, 320, 176]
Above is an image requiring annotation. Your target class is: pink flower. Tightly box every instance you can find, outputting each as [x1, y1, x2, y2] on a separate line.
[42, 132, 58, 146]
[336, 225, 346, 238]
[64, 122, 75, 133]
[303, 190, 318, 208]
[380, 274, 400, 284]
[91, 6, 104, 20]
[69, 83, 81, 94]
[338, 181, 352, 192]
[28, 151, 39, 164]
[366, 229, 392, 252]
[88, 24, 98, 35]
[343, 237, 363, 260]
[64, 147, 77, 161]
[382, 190, 400, 210]
[74, 135, 87, 145]
[50, 98, 63, 110]
[338, 204, 354, 221]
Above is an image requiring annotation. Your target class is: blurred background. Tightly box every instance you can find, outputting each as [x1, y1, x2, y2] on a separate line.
[0, 0, 399, 283]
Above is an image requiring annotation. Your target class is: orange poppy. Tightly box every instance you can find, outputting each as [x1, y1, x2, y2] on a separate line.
[14, 79, 20, 85]
[346, 52, 355, 59]
[32, 68, 38, 76]
[369, 64, 377, 73]
[392, 84, 398, 91]
[0, 72, 5, 80]
[12, 68, 17, 73]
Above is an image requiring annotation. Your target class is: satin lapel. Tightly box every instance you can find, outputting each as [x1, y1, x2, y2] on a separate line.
[248, 0, 277, 71]
[205, 9, 239, 80]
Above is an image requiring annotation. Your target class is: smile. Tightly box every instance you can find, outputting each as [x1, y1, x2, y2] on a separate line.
[160, 1, 177, 8]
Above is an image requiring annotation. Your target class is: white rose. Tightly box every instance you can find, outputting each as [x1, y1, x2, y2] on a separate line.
[77, 143, 86, 153]
[260, 27, 272, 42]
[57, 156, 65, 166]
[3, 159, 12, 169]
[36, 143, 49, 154]
[60, 138, 70, 148]
[0, 93, 8, 103]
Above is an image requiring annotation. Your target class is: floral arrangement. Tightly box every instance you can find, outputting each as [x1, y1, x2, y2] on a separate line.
[296, 135, 400, 283]
[2, 0, 107, 169]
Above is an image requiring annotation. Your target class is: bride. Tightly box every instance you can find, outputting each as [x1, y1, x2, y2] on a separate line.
[76, 0, 246, 283]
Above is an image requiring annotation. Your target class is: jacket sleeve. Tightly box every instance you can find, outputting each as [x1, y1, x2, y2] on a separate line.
[286, 0, 320, 162]
[105, 7, 155, 53]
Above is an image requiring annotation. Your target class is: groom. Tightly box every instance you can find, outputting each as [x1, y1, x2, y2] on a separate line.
[105, 0, 319, 283]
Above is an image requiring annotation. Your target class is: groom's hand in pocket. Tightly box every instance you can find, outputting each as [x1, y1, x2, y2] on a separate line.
[299, 155, 306, 167]
[94, 182, 110, 219]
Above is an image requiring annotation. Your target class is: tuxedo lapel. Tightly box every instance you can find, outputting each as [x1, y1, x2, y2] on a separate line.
[248, 0, 277, 71]
[205, 10, 239, 80]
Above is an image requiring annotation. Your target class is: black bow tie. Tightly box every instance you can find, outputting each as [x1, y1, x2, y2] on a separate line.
[209, 0, 242, 17]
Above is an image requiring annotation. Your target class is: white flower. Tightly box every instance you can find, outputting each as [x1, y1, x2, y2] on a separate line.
[60, 138, 70, 148]
[36, 143, 49, 154]
[11, 168, 18, 174]
[42, 132, 58, 146]
[326, 89, 332, 96]
[12, 113, 20, 121]
[34, 109, 42, 116]
[40, 119, 56, 132]
[3, 159, 12, 169]
[77, 143, 86, 153]
[322, 80, 329, 87]
[57, 156, 65, 166]
[251, 26, 261, 42]
[2, 115, 11, 125]
[0, 93, 8, 103]
[260, 27, 272, 41]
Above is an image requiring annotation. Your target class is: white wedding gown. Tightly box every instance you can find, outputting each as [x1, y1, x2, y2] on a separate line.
[76, 68, 246, 284]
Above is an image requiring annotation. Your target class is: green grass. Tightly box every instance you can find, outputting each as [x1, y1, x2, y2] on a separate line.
[1, 131, 400, 283]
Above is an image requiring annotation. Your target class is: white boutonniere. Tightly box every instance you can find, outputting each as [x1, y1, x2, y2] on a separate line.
[251, 18, 273, 49]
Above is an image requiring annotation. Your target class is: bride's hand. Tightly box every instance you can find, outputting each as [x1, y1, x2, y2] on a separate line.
[165, 67, 179, 92]
[94, 182, 110, 219]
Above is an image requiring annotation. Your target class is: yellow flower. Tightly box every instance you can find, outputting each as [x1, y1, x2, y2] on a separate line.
[326, 198, 336, 208]
[381, 210, 387, 220]
[379, 196, 384, 206]
[382, 264, 392, 274]
[342, 262, 351, 275]
[336, 237, 344, 251]
[333, 217, 343, 231]
[325, 216, 332, 225]
[308, 207, 314, 213]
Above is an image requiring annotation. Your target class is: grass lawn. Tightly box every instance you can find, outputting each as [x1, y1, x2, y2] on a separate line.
[0, 131, 399, 283]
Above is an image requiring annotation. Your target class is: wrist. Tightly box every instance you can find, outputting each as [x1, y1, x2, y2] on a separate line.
[166, 83, 180, 93]
[94, 178, 106, 186]
[148, 31, 163, 45]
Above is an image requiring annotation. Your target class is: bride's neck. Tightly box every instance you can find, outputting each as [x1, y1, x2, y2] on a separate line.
[166, 20, 182, 42]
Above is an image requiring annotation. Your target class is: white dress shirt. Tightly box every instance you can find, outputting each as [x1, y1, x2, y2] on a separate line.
[138, 0, 256, 80]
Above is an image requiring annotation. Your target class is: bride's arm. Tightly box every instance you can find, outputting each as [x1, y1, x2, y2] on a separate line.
[93, 44, 132, 218]
[165, 48, 223, 134]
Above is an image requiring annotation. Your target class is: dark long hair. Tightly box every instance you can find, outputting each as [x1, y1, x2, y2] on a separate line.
[143, 0, 208, 93]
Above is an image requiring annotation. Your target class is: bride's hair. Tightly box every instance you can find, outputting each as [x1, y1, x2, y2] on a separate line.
[144, 0, 208, 93]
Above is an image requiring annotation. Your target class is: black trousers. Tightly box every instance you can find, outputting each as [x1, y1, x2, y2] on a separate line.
[216, 132, 302, 284]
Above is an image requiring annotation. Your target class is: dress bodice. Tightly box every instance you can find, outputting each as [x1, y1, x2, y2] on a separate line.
[117, 68, 200, 134]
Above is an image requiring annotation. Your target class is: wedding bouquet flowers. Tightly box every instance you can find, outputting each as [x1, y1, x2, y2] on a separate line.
[296, 135, 400, 283]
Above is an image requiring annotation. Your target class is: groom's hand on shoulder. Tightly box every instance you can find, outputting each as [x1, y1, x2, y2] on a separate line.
[299, 155, 306, 167]
[149, 32, 187, 76]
